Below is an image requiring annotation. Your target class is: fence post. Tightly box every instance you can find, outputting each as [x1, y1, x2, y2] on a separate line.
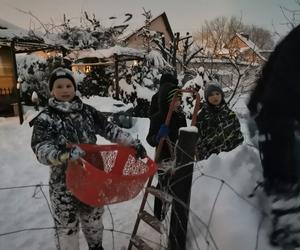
[11, 40, 24, 124]
[168, 127, 198, 250]
[114, 54, 119, 100]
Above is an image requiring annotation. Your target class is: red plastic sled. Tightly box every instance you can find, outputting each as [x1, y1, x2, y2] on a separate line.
[66, 144, 157, 207]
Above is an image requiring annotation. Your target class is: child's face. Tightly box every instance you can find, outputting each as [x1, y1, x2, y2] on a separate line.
[207, 91, 222, 106]
[51, 78, 75, 102]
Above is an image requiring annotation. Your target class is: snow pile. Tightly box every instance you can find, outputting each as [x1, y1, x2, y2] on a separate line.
[0, 96, 278, 250]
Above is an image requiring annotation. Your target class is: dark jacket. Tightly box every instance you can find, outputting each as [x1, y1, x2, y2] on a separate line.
[196, 102, 243, 160]
[148, 73, 178, 117]
[149, 92, 159, 117]
[146, 83, 187, 162]
[31, 96, 137, 185]
[248, 24, 300, 187]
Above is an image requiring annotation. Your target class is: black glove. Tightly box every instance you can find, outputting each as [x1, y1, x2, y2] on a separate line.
[134, 141, 147, 159]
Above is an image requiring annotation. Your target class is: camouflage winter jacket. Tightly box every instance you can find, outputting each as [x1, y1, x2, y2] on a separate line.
[31, 96, 138, 184]
[196, 103, 243, 160]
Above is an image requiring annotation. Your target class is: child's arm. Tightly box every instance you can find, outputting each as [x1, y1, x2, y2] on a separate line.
[92, 108, 140, 146]
[146, 119, 160, 147]
[31, 114, 70, 166]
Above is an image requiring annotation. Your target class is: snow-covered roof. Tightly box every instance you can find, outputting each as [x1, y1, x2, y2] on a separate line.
[234, 33, 266, 61]
[0, 18, 58, 53]
[118, 12, 173, 41]
[0, 18, 43, 43]
[66, 45, 146, 63]
[0, 18, 28, 39]
[190, 56, 261, 67]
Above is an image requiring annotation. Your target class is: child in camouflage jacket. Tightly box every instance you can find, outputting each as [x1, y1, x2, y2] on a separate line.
[31, 67, 146, 250]
[196, 82, 243, 160]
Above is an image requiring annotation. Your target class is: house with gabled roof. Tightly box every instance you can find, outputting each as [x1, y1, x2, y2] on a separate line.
[222, 33, 266, 64]
[122, 12, 174, 49]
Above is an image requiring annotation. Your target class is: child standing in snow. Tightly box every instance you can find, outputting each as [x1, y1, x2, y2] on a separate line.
[248, 25, 300, 250]
[31, 67, 146, 250]
[148, 72, 178, 117]
[196, 82, 243, 160]
[146, 82, 187, 220]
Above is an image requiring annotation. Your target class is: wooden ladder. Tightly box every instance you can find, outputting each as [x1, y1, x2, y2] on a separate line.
[128, 176, 173, 249]
[127, 89, 201, 250]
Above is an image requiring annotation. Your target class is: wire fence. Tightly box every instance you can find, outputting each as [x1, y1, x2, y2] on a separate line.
[0, 144, 270, 250]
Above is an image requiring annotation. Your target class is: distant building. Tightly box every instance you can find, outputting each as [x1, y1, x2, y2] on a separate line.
[189, 33, 270, 88]
[0, 18, 55, 118]
[122, 12, 174, 50]
[222, 33, 267, 64]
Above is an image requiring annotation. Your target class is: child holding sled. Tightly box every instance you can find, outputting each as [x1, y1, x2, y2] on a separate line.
[196, 81, 243, 160]
[146, 82, 187, 221]
[31, 67, 146, 250]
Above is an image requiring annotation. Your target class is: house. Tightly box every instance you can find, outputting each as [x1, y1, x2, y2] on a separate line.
[189, 33, 268, 88]
[222, 33, 266, 64]
[123, 12, 174, 50]
[0, 18, 56, 121]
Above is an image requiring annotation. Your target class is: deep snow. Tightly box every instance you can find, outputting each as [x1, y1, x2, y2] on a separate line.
[0, 96, 279, 250]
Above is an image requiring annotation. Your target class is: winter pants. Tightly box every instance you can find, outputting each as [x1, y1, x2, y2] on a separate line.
[50, 183, 104, 250]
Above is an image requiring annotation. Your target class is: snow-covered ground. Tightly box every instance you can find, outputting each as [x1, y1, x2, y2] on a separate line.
[0, 96, 278, 250]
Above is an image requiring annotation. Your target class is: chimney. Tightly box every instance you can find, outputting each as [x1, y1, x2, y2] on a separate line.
[240, 33, 249, 40]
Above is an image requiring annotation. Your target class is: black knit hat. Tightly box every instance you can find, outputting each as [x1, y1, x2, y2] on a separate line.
[159, 73, 178, 86]
[204, 82, 224, 101]
[49, 67, 76, 91]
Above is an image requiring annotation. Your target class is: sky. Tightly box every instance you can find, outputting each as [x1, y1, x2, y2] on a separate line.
[0, 0, 299, 40]
[0, 94, 277, 249]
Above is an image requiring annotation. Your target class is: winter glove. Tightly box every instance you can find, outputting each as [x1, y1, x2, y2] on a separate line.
[69, 145, 86, 161]
[133, 140, 147, 159]
[156, 124, 170, 143]
[49, 146, 85, 166]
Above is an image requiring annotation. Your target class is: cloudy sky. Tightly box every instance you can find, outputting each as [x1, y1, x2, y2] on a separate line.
[0, 0, 298, 39]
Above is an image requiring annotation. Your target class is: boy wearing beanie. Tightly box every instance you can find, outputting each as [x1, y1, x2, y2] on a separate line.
[196, 81, 243, 160]
[31, 67, 147, 250]
[146, 82, 186, 221]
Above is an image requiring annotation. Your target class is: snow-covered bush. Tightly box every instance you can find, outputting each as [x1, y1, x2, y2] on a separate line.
[79, 67, 113, 98]
[181, 67, 210, 118]
[17, 55, 67, 106]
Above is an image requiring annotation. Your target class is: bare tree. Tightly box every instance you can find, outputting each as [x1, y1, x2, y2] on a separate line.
[191, 15, 272, 106]
[194, 15, 274, 55]
[272, 0, 300, 39]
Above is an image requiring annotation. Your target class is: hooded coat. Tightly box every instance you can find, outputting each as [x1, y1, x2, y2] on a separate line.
[146, 82, 187, 220]
[148, 73, 178, 117]
[247, 24, 300, 249]
[146, 82, 187, 162]
[196, 95, 243, 160]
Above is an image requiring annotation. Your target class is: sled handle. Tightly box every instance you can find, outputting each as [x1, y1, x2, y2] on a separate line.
[154, 89, 201, 162]
[165, 89, 201, 126]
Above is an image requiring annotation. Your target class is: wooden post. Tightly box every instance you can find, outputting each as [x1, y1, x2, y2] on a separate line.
[172, 32, 180, 76]
[114, 54, 119, 100]
[168, 127, 198, 250]
[11, 40, 24, 124]
[161, 35, 167, 60]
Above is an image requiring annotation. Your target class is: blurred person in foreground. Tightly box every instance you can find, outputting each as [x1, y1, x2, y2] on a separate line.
[248, 25, 300, 250]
